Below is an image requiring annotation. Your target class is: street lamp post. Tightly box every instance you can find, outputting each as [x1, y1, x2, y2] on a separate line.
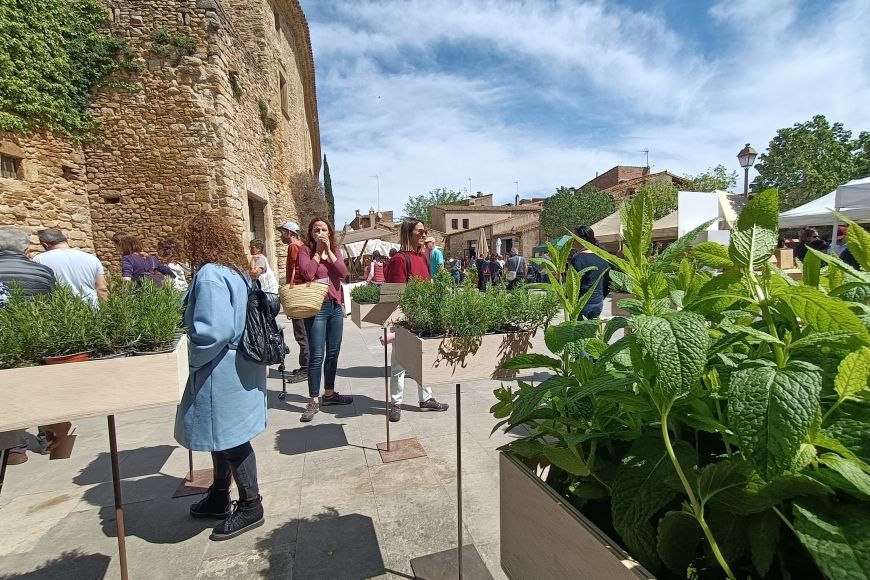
[737, 143, 758, 197]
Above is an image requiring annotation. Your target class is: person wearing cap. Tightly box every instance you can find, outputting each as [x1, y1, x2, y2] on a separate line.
[278, 221, 308, 379]
[829, 225, 848, 256]
[425, 236, 444, 276]
[34, 228, 108, 304]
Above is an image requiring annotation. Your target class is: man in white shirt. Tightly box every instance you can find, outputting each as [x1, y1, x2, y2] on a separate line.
[34, 229, 108, 304]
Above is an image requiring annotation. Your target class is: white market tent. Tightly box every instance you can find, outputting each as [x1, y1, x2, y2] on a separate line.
[343, 239, 399, 259]
[590, 209, 622, 244]
[779, 177, 870, 229]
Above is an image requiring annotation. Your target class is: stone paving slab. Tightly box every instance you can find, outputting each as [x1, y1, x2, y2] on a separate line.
[0, 303, 581, 579]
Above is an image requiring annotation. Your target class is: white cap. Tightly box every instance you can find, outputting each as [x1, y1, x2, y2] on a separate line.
[278, 221, 301, 234]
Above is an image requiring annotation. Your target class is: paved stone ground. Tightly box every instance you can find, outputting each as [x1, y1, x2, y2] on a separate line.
[0, 307, 571, 580]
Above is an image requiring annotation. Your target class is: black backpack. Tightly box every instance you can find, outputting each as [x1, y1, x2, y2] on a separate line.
[237, 277, 286, 366]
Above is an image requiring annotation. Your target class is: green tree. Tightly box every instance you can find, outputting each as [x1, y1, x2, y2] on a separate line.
[636, 179, 678, 219]
[403, 187, 465, 227]
[323, 154, 335, 224]
[855, 131, 870, 180]
[754, 115, 858, 210]
[541, 186, 615, 240]
[684, 164, 738, 192]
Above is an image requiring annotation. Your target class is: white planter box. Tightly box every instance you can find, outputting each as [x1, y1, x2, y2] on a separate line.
[0, 336, 189, 432]
[350, 300, 402, 328]
[393, 325, 530, 386]
[500, 453, 653, 580]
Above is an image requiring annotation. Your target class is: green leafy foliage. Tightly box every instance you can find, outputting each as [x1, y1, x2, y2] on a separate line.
[323, 154, 335, 225]
[0, 276, 184, 368]
[684, 164, 738, 192]
[350, 283, 380, 304]
[493, 184, 870, 579]
[402, 188, 466, 227]
[0, 0, 136, 139]
[540, 186, 615, 240]
[635, 178, 678, 220]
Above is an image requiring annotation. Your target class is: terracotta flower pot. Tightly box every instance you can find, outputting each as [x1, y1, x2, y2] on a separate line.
[42, 352, 93, 365]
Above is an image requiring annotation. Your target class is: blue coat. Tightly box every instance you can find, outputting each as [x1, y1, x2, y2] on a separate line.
[174, 263, 267, 452]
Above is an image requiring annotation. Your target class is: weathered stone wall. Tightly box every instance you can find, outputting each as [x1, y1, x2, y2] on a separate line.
[0, 132, 94, 254]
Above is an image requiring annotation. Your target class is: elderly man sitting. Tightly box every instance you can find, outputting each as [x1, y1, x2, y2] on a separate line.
[0, 227, 58, 464]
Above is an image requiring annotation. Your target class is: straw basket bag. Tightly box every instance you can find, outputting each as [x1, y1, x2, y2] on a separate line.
[279, 281, 328, 319]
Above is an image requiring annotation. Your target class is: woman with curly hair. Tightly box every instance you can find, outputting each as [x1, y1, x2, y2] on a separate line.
[174, 211, 266, 541]
[296, 217, 353, 422]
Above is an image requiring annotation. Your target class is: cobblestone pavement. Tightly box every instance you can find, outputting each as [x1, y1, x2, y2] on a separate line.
[0, 304, 579, 579]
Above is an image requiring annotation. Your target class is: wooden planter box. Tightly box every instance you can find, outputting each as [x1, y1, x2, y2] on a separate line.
[350, 300, 402, 328]
[0, 337, 189, 432]
[609, 292, 632, 318]
[393, 324, 530, 385]
[500, 453, 653, 580]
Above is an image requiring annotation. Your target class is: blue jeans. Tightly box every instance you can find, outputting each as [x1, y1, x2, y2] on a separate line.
[581, 300, 603, 319]
[304, 300, 344, 398]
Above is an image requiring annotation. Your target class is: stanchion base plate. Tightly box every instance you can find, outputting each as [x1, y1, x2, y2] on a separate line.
[377, 438, 427, 463]
[172, 469, 214, 498]
[410, 544, 493, 580]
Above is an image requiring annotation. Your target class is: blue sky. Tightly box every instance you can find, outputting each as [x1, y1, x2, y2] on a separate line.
[300, 0, 870, 227]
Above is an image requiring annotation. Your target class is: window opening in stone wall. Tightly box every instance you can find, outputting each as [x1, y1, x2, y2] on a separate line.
[279, 72, 289, 119]
[248, 197, 267, 248]
[61, 164, 77, 181]
[462, 218, 469, 229]
[451, 219, 458, 230]
[0, 155, 22, 180]
[102, 194, 121, 204]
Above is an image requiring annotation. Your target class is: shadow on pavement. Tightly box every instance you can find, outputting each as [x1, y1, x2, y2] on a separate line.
[275, 424, 349, 455]
[267, 388, 307, 413]
[256, 508, 385, 580]
[0, 550, 111, 579]
[337, 365, 385, 379]
[73, 445, 177, 486]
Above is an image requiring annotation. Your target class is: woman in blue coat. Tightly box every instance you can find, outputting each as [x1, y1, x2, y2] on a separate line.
[174, 211, 267, 541]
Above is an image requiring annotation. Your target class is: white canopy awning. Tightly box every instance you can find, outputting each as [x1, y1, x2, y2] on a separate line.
[590, 209, 622, 244]
[343, 239, 400, 259]
[779, 177, 870, 229]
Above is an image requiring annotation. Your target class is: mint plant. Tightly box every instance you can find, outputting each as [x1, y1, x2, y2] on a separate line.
[493, 189, 870, 579]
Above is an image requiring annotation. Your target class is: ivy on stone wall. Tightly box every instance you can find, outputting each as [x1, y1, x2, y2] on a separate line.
[149, 27, 196, 65]
[0, 0, 137, 139]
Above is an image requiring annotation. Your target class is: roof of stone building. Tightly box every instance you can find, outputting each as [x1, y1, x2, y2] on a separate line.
[601, 171, 690, 197]
[432, 204, 542, 212]
[338, 224, 396, 245]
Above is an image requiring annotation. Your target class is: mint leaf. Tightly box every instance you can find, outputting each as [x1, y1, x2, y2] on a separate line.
[544, 320, 600, 353]
[635, 312, 709, 411]
[508, 375, 574, 426]
[656, 511, 702, 576]
[747, 510, 780, 577]
[819, 453, 870, 498]
[839, 213, 870, 271]
[727, 360, 822, 480]
[542, 446, 589, 476]
[826, 401, 870, 463]
[793, 500, 870, 580]
[708, 473, 832, 515]
[693, 241, 734, 268]
[790, 330, 859, 352]
[777, 285, 870, 342]
[834, 348, 870, 402]
[650, 219, 716, 273]
[803, 248, 822, 288]
[697, 458, 753, 506]
[622, 191, 653, 265]
[611, 432, 697, 574]
[729, 188, 778, 268]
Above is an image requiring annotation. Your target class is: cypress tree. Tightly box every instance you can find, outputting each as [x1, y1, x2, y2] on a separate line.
[323, 155, 335, 224]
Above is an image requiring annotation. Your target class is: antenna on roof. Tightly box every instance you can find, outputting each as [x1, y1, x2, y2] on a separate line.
[639, 148, 650, 168]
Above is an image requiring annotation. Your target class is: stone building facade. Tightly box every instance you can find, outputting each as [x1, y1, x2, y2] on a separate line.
[0, 0, 321, 280]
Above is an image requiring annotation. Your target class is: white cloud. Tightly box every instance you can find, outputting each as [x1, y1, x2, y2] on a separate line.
[303, 0, 870, 226]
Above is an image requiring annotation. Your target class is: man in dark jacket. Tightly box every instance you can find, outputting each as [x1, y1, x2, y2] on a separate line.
[0, 227, 56, 465]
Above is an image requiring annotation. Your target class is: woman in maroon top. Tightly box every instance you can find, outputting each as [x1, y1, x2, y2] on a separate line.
[384, 219, 449, 422]
[296, 217, 353, 422]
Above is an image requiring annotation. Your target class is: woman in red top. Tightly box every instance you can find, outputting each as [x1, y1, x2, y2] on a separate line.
[384, 219, 449, 422]
[366, 250, 386, 284]
[297, 217, 353, 422]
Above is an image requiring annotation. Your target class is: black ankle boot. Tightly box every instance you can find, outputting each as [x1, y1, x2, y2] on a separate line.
[190, 486, 231, 519]
[210, 495, 264, 541]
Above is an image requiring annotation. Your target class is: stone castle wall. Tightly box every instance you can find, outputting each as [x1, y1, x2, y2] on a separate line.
[0, 0, 321, 278]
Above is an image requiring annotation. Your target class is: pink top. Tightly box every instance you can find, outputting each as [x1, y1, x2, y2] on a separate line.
[297, 246, 348, 304]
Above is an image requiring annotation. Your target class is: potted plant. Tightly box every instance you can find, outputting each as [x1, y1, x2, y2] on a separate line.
[349, 283, 401, 328]
[394, 272, 557, 385]
[493, 189, 870, 580]
[0, 277, 188, 433]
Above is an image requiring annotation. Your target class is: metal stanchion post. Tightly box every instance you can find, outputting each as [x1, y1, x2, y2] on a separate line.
[456, 382, 463, 580]
[384, 326, 390, 452]
[187, 449, 194, 482]
[107, 415, 129, 580]
[0, 448, 8, 498]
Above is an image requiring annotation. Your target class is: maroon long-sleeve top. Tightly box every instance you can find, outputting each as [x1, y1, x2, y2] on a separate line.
[385, 250, 431, 283]
[297, 245, 348, 304]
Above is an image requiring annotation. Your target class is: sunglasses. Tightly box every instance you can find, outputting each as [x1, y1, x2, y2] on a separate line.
[415, 229, 427, 235]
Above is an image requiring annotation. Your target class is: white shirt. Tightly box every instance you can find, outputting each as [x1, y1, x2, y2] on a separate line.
[34, 248, 105, 305]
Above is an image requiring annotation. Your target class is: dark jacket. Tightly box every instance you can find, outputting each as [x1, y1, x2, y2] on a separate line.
[0, 250, 56, 297]
[571, 251, 610, 304]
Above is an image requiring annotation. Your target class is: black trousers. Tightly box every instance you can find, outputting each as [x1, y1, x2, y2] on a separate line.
[292, 317, 309, 370]
[211, 441, 259, 499]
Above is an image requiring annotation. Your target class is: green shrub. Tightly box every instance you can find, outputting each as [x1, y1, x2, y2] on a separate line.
[132, 278, 185, 350]
[350, 284, 380, 304]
